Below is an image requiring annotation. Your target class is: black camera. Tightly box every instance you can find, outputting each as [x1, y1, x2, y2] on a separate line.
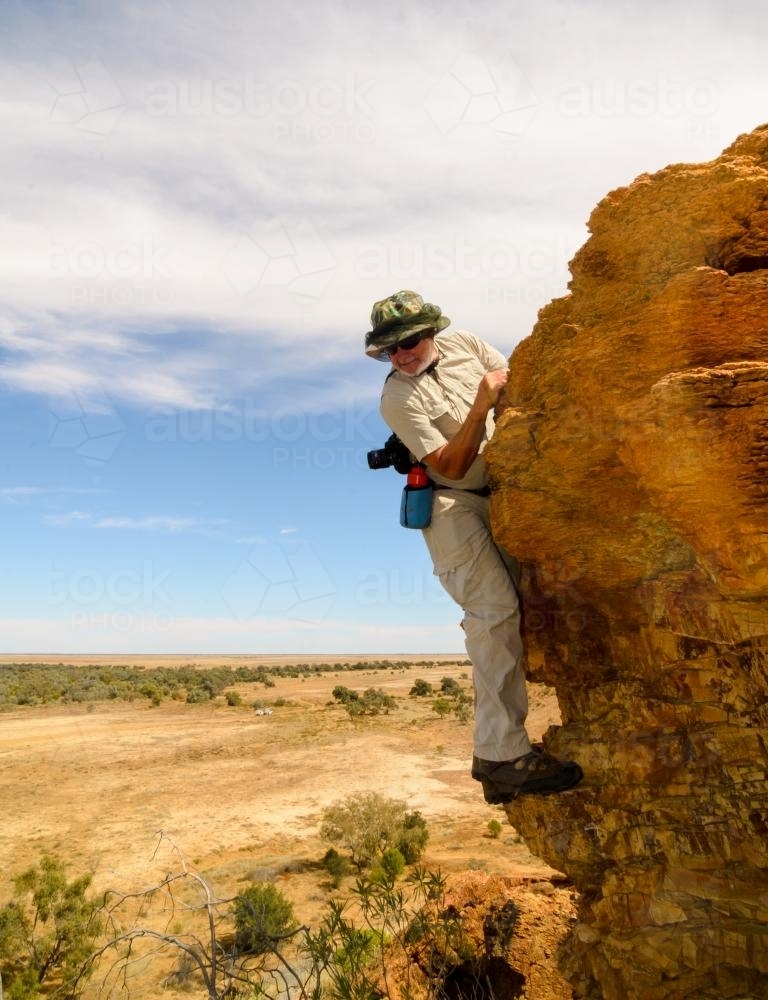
[367, 433, 412, 475]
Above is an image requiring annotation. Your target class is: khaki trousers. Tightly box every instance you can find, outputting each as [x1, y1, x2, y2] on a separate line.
[422, 490, 532, 763]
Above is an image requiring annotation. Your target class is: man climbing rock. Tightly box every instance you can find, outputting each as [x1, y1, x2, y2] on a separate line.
[365, 290, 583, 804]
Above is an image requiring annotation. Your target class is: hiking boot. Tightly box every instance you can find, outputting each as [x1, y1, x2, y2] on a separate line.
[472, 750, 583, 805]
[471, 743, 543, 781]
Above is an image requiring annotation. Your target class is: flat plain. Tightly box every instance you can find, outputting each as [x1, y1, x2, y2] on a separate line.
[0, 653, 563, 982]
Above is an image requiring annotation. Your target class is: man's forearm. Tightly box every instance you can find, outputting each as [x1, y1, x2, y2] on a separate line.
[423, 402, 490, 481]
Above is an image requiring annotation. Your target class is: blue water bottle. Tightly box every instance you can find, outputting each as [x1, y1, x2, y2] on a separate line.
[400, 464, 433, 529]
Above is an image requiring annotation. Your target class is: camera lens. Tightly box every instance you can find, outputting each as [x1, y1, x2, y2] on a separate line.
[367, 448, 390, 470]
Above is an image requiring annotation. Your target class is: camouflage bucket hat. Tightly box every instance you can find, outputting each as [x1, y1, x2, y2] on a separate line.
[364, 289, 450, 360]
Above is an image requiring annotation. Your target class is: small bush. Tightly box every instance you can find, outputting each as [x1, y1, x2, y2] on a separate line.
[0, 855, 100, 999]
[332, 685, 359, 705]
[320, 793, 428, 870]
[377, 847, 406, 880]
[432, 697, 452, 719]
[186, 687, 210, 704]
[440, 677, 462, 696]
[487, 819, 503, 839]
[225, 690, 242, 706]
[322, 848, 351, 888]
[409, 678, 433, 697]
[233, 883, 298, 955]
[397, 811, 429, 864]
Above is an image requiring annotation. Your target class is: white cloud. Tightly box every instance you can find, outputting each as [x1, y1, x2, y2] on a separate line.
[43, 510, 93, 525]
[0, 486, 105, 501]
[0, 0, 764, 415]
[94, 515, 227, 532]
[1, 486, 47, 498]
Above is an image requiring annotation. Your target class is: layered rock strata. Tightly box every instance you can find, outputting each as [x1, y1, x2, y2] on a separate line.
[486, 125, 768, 1000]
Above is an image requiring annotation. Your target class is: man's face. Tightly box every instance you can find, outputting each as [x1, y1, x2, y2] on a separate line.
[387, 333, 437, 376]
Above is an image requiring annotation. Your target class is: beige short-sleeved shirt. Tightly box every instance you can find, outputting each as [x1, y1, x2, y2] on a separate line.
[379, 329, 507, 491]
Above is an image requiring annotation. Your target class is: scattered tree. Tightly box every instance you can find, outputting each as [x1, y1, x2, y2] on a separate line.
[331, 685, 359, 705]
[71, 836, 482, 1000]
[320, 793, 428, 870]
[431, 697, 453, 719]
[453, 692, 473, 723]
[0, 854, 100, 1000]
[409, 679, 433, 697]
[233, 883, 299, 956]
[333, 686, 396, 717]
[440, 677, 462, 696]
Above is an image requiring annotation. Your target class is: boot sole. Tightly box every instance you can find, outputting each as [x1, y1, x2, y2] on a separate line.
[482, 762, 583, 805]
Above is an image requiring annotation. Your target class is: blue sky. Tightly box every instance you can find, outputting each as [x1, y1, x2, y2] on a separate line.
[1, 0, 766, 654]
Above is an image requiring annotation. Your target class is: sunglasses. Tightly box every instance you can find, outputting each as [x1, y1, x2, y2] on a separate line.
[383, 332, 423, 357]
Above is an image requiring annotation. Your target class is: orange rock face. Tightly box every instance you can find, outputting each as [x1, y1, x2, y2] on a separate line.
[486, 125, 768, 1000]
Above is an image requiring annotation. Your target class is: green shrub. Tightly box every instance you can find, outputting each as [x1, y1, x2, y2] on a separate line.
[397, 810, 429, 863]
[320, 793, 428, 870]
[409, 678, 433, 697]
[453, 694, 473, 723]
[233, 883, 298, 955]
[377, 847, 406, 880]
[359, 688, 396, 715]
[322, 848, 351, 888]
[0, 855, 99, 999]
[487, 819, 503, 839]
[431, 697, 452, 719]
[440, 676, 462, 696]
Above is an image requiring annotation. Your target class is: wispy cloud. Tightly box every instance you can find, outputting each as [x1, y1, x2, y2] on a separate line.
[94, 515, 227, 533]
[1, 486, 105, 502]
[43, 510, 93, 525]
[1, 486, 47, 498]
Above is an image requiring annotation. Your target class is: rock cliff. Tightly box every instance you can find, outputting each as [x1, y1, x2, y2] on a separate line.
[486, 124, 768, 1000]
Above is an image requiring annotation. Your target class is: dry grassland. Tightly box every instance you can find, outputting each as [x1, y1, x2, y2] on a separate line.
[0, 654, 563, 992]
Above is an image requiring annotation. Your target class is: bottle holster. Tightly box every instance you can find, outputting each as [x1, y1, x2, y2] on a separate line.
[400, 478, 433, 529]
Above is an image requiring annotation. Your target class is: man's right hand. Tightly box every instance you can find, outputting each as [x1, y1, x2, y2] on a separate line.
[477, 368, 509, 411]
